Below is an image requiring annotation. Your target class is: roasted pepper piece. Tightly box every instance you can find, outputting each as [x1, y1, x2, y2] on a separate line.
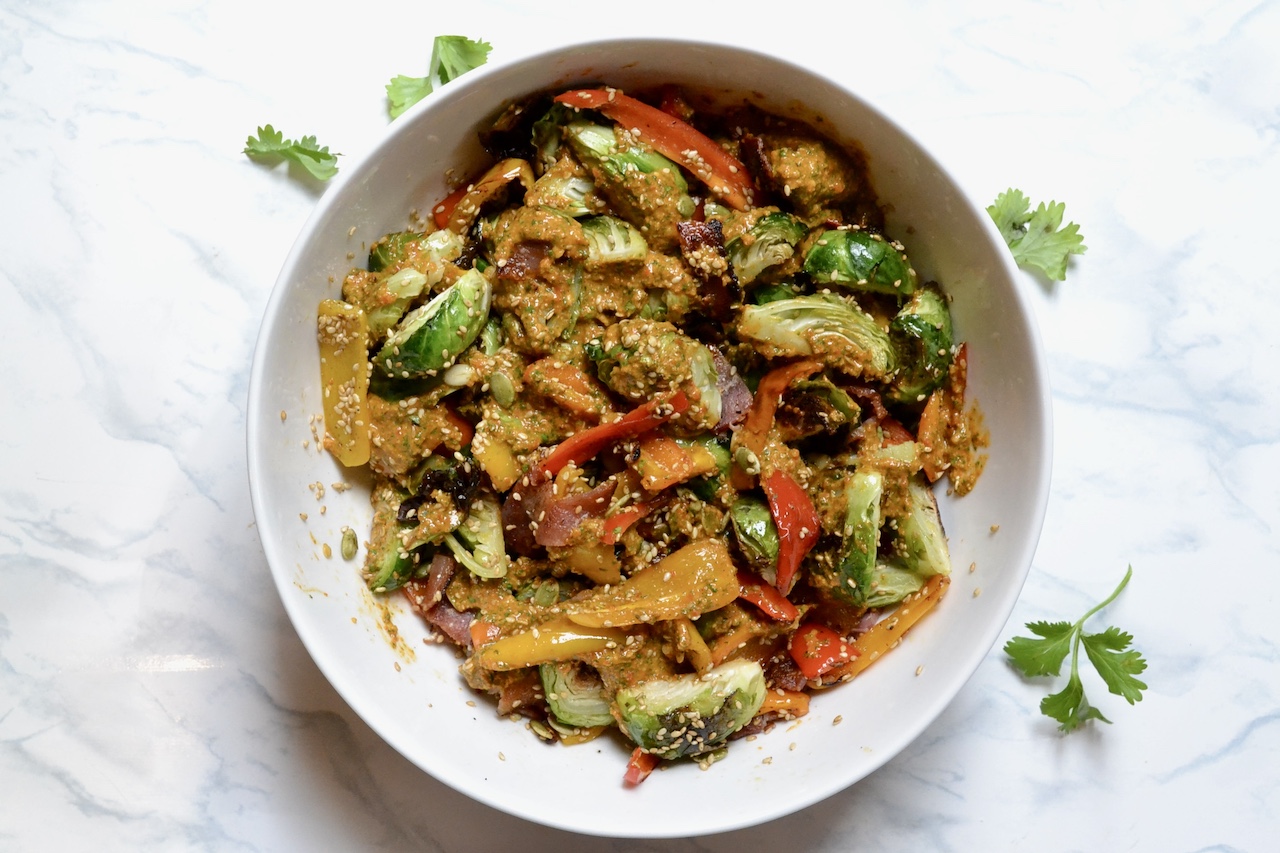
[472, 615, 627, 671]
[565, 538, 739, 628]
[554, 88, 756, 210]
[317, 299, 371, 467]
[762, 469, 820, 594]
[789, 622, 855, 679]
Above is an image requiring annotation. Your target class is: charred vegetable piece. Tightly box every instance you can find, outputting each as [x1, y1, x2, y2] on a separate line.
[726, 212, 808, 285]
[826, 575, 950, 681]
[789, 622, 854, 679]
[375, 268, 491, 379]
[737, 294, 896, 381]
[614, 659, 766, 759]
[804, 228, 918, 297]
[317, 299, 371, 467]
[446, 158, 536, 235]
[893, 474, 952, 579]
[888, 283, 954, 404]
[563, 120, 695, 249]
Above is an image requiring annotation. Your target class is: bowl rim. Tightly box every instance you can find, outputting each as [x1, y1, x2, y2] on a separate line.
[247, 35, 1053, 838]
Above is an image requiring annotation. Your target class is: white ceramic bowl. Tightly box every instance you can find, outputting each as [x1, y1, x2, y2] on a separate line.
[247, 37, 1052, 838]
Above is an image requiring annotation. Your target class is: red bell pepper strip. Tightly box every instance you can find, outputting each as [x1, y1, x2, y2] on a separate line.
[789, 622, 856, 680]
[532, 392, 690, 482]
[554, 88, 756, 211]
[737, 570, 800, 622]
[601, 499, 664, 545]
[432, 183, 470, 230]
[623, 747, 660, 786]
[762, 469, 820, 594]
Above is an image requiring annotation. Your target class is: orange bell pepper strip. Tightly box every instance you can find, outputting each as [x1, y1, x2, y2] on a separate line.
[733, 359, 824, 488]
[623, 747, 660, 785]
[789, 622, 856, 680]
[531, 392, 689, 482]
[554, 88, 756, 210]
[825, 574, 950, 682]
[736, 570, 800, 622]
[762, 469, 820, 594]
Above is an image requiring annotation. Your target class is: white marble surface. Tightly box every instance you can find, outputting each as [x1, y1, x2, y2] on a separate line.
[2, 0, 1277, 849]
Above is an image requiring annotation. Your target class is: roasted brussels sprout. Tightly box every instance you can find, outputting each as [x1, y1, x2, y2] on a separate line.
[588, 318, 722, 429]
[614, 659, 766, 759]
[736, 294, 896, 381]
[443, 493, 510, 579]
[726, 211, 807, 284]
[539, 661, 615, 729]
[803, 228, 917, 296]
[729, 496, 780, 573]
[363, 481, 418, 592]
[375, 268, 492, 378]
[888, 283, 954, 404]
[581, 214, 649, 265]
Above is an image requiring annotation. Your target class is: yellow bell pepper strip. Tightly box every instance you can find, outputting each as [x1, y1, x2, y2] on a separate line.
[532, 391, 689, 482]
[736, 570, 800, 622]
[553, 88, 756, 211]
[762, 469, 820, 594]
[623, 746, 660, 786]
[757, 688, 810, 719]
[564, 538, 739, 628]
[825, 574, 950, 682]
[666, 616, 714, 674]
[789, 622, 855, 680]
[316, 299, 371, 467]
[472, 615, 628, 671]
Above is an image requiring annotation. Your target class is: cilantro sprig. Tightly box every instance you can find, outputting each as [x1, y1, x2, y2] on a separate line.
[387, 35, 492, 120]
[987, 188, 1086, 281]
[243, 125, 340, 181]
[1005, 566, 1148, 732]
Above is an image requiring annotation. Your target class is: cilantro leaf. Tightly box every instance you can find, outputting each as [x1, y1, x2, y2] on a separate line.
[1041, 673, 1110, 732]
[243, 125, 339, 181]
[1004, 566, 1148, 733]
[1082, 627, 1149, 705]
[386, 35, 492, 120]
[386, 75, 435, 120]
[986, 188, 1086, 281]
[434, 35, 492, 85]
[1003, 620, 1073, 677]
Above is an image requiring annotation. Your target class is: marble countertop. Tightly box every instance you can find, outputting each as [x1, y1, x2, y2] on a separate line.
[3, 1, 1277, 850]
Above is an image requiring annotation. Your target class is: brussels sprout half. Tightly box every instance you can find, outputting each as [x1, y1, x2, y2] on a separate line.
[374, 268, 491, 379]
[803, 228, 917, 296]
[736, 294, 896, 381]
[614, 659, 766, 759]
